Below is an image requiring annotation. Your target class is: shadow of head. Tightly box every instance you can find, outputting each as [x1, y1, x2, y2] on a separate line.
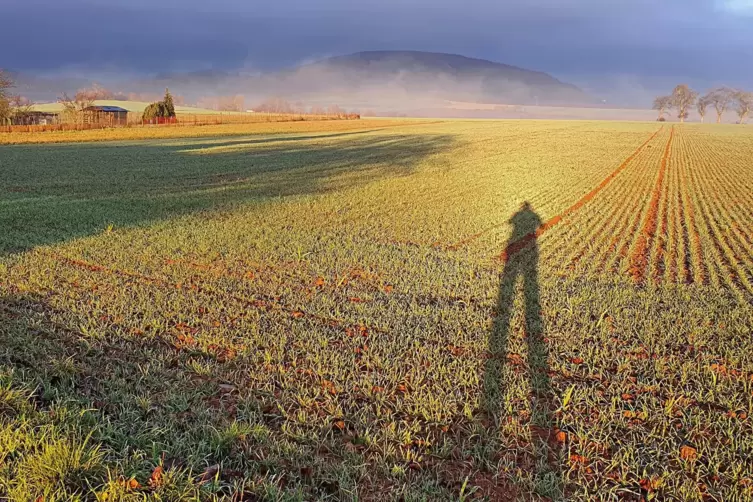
[509, 201, 542, 241]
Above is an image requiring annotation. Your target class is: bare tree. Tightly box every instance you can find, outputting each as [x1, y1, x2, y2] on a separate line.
[704, 87, 734, 123]
[734, 90, 753, 124]
[696, 96, 709, 123]
[652, 96, 672, 121]
[0, 69, 15, 124]
[670, 84, 698, 123]
[327, 104, 346, 117]
[255, 97, 295, 113]
[58, 88, 97, 124]
[218, 94, 245, 112]
[10, 95, 34, 123]
[87, 83, 115, 100]
[0, 70, 12, 98]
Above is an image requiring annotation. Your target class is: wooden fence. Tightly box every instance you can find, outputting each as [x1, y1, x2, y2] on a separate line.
[0, 112, 361, 134]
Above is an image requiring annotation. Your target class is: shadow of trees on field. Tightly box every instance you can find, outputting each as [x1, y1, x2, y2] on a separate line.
[0, 131, 454, 256]
[483, 202, 564, 500]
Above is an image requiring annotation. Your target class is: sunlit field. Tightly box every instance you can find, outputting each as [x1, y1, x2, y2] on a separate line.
[0, 119, 409, 145]
[1, 119, 752, 501]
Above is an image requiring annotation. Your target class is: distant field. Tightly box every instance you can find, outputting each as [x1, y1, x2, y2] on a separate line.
[0, 118, 406, 145]
[1, 120, 752, 501]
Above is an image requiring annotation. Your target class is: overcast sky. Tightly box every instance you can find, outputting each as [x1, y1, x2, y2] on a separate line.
[2, 0, 752, 90]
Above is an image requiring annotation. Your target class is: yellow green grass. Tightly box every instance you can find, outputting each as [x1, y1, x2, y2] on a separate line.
[1, 120, 751, 500]
[0, 119, 409, 145]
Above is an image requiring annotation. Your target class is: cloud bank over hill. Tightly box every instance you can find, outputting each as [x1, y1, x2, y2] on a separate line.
[2, 0, 751, 108]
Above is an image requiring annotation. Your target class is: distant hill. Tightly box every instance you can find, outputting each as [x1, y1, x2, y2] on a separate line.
[286, 51, 590, 106]
[10, 50, 592, 111]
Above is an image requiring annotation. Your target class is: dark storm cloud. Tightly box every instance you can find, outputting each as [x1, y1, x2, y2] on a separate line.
[2, 0, 751, 86]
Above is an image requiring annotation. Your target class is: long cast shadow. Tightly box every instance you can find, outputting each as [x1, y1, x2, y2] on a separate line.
[483, 202, 564, 499]
[0, 132, 454, 257]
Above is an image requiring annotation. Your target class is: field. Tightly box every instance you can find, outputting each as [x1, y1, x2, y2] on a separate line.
[0, 119, 403, 145]
[0, 119, 752, 501]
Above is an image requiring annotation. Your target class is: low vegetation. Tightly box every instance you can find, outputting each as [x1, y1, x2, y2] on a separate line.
[143, 89, 177, 122]
[1, 120, 752, 500]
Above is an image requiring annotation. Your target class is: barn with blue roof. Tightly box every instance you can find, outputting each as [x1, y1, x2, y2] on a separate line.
[84, 105, 129, 126]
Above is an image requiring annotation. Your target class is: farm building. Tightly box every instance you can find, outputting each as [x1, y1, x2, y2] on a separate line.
[10, 111, 60, 125]
[84, 105, 129, 126]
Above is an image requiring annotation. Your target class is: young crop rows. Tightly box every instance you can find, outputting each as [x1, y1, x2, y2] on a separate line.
[1, 121, 752, 500]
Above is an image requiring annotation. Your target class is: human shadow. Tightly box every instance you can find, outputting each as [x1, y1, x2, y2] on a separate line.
[483, 202, 564, 499]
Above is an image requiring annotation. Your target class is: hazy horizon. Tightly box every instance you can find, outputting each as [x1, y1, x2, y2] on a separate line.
[3, 0, 752, 108]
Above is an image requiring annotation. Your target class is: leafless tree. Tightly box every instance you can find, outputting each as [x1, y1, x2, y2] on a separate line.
[670, 84, 698, 123]
[0, 69, 15, 124]
[327, 104, 346, 117]
[218, 94, 245, 112]
[9, 95, 34, 123]
[703, 87, 734, 123]
[0, 70, 12, 98]
[87, 83, 115, 100]
[734, 90, 753, 124]
[652, 96, 672, 121]
[696, 96, 709, 123]
[58, 88, 97, 124]
[255, 97, 295, 113]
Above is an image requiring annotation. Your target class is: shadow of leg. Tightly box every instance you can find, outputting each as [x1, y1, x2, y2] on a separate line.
[483, 258, 519, 427]
[522, 247, 564, 500]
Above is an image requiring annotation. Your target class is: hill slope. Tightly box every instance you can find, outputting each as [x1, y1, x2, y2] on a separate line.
[288, 51, 589, 106]
[10, 51, 591, 111]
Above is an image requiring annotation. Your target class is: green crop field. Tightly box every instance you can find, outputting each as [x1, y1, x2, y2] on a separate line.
[1, 120, 752, 501]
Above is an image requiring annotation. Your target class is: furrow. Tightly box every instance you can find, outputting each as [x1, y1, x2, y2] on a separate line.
[489, 127, 663, 261]
[626, 127, 673, 284]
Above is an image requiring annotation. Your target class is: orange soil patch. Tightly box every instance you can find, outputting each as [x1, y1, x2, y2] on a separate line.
[628, 127, 673, 284]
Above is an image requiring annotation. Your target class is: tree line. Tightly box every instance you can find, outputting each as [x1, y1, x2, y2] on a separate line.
[654, 85, 752, 123]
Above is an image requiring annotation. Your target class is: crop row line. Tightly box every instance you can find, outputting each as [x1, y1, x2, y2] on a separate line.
[494, 127, 665, 262]
[539, 129, 663, 276]
[444, 127, 665, 254]
[627, 126, 674, 284]
[677, 132, 753, 298]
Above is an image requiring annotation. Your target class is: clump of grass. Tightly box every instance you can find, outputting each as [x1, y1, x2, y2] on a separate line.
[4, 436, 105, 501]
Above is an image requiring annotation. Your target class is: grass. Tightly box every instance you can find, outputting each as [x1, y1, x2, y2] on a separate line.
[0, 119, 752, 500]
